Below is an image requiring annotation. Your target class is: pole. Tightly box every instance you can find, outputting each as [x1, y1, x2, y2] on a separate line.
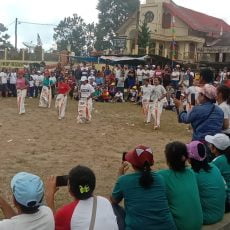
[171, 15, 176, 68]
[15, 18, 18, 49]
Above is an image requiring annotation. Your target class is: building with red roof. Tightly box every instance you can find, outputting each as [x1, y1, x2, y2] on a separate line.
[116, 0, 230, 64]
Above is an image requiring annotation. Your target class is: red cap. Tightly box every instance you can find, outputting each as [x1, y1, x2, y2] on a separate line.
[125, 145, 154, 168]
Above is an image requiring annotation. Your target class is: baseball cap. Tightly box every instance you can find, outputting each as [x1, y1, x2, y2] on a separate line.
[81, 76, 87, 82]
[186, 141, 207, 161]
[11, 172, 44, 207]
[125, 145, 154, 168]
[205, 134, 230, 150]
[197, 84, 217, 100]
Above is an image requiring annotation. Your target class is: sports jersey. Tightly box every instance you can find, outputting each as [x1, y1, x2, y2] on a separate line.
[80, 83, 95, 98]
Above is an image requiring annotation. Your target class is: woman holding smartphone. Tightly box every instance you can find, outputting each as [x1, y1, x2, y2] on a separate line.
[111, 145, 176, 230]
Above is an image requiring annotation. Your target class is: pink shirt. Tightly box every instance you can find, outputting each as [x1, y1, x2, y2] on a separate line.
[16, 78, 27, 89]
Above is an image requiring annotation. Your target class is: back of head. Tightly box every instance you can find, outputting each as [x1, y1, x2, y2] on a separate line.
[69, 165, 96, 200]
[165, 142, 188, 172]
[11, 172, 44, 214]
[124, 145, 154, 189]
[200, 69, 214, 84]
[217, 85, 230, 105]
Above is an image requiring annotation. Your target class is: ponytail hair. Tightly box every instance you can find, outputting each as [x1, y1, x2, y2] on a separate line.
[139, 161, 154, 189]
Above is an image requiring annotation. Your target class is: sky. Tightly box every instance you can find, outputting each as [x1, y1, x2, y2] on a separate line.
[1, 0, 230, 50]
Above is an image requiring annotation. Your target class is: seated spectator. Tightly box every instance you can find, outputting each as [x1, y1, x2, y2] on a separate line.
[114, 91, 124, 103]
[93, 86, 103, 101]
[0, 172, 54, 230]
[216, 85, 230, 137]
[187, 141, 226, 224]
[205, 134, 230, 212]
[111, 145, 176, 230]
[158, 142, 203, 230]
[109, 83, 117, 99]
[46, 165, 118, 230]
[175, 84, 224, 141]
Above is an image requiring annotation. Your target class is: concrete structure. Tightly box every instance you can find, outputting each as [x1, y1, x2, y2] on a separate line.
[116, 0, 230, 63]
[198, 32, 230, 64]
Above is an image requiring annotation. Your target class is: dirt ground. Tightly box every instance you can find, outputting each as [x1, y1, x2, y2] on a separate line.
[0, 97, 191, 212]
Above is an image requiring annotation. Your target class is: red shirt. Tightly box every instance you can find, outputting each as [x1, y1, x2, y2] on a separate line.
[58, 82, 70, 94]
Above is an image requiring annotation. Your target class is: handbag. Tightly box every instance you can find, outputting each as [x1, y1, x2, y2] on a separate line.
[89, 196, 97, 230]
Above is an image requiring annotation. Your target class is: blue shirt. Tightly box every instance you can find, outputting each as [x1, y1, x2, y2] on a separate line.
[112, 172, 176, 230]
[179, 102, 224, 140]
[95, 77, 104, 85]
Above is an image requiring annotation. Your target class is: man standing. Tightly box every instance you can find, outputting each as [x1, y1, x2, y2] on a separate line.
[141, 79, 154, 123]
[9, 69, 17, 97]
[0, 68, 8, 97]
[77, 76, 95, 123]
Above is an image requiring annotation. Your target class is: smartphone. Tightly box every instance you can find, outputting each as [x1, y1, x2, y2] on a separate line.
[122, 152, 127, 162]
[191, 93, 196, 106]
[56, 175, 68, 187]
[175, 90, 181, 100]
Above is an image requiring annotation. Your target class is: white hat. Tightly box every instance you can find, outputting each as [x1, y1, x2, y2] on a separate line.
[152, 65, 156, 68]
[81, 76, 87, 82]
[205, 134, 230, 150]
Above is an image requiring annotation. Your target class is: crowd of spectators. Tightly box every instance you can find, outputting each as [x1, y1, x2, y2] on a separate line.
[0, 134, 229, 230]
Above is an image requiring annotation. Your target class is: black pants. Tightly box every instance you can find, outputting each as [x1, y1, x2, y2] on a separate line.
[10, 84, 17, 97]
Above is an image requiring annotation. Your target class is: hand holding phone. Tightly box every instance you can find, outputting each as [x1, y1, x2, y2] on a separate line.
[191, 93, 196, 106]
[56, 175, 68, 187]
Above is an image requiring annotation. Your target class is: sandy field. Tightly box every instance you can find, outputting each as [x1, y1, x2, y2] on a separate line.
[0, 97, 191, 211]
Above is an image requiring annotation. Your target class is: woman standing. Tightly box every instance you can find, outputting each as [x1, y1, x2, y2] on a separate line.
[39, 70, 53, 108]
[16, 69, 28, 115]
[55, 78, 70, 120]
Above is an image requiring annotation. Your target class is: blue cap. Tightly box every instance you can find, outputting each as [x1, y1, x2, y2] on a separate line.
[11, 172, 44, 207]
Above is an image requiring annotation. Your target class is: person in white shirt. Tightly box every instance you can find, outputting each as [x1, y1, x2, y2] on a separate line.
[49, 71, 57, 99]
[77, 76, 95, 123]
[141, 79, 154, 123]
[0, 172, 54, 230]
[148, 77, 166, 129]
[185, 79, 199, 106]
[136, 65, 144, 85]
[216, 85, 230, 136]
[149, 65, 155, 79]
[29, 76, 35, 98]
[46, 165, 118, 230]
[171, 65, 181, 89]
[9, 69, 17, 97]
[114, 65, 122, 80]
[114, 91, 124, 103]
[0, 68, 8, 97]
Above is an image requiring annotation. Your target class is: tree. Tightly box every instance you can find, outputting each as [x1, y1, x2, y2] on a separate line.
[0, 23, 12, 49]
[53, 14, 95, 56]
[138, 21, 151, 49]
[95, 0, 140, 51]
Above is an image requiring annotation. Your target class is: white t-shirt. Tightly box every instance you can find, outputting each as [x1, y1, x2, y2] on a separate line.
[80, 83, 95, 98]
[137, 69, 144, 82]
[10, 73, 17, 84]
[186, 86, 199, 103]
[149, 70, 155, 78]
[171, 71, 180, 81]
[116, 76, 125, 88]
[141, 84, 154, 101]
[0, 206, 54, 230]
[115, 69, 121, 79]
[219, 101, 230, 134]
[115, 92, 123, 99]
[151, 85, 166, 101]
[0, 72, 8, 84]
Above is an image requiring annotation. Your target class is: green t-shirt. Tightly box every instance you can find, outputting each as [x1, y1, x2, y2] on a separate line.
[43, 78, 53, 87]
[212, 155, 230, 198]
[112, 172, 176, 230]
[193, 164, 225, 224]
[157, 168, 203, 230]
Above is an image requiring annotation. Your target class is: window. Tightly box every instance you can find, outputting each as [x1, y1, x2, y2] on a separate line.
[162, 13, 171, 29]
[145, 11, 154, 23]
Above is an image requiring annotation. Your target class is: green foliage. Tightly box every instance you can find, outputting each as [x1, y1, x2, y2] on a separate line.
[0, 23, 12, 49]
[53, 14, 95, 56]
[138, 21, 151, 48]
[95, 0, 140, 51]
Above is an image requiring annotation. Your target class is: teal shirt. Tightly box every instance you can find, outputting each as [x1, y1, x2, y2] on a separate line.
[158, 168, 203, 230]
[212, 155, 230, 199]
[43, 78, 53, 87]
[193, 164, 225, 224]
[112, 172, 176, 230]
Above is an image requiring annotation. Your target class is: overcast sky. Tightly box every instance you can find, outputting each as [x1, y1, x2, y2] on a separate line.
[1, 0, 230, 50]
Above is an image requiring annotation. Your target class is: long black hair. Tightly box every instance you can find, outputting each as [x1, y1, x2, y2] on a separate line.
[139, 161, 154, 189]
[217, 85, 230, 105]
[165, 141, 188, 172]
